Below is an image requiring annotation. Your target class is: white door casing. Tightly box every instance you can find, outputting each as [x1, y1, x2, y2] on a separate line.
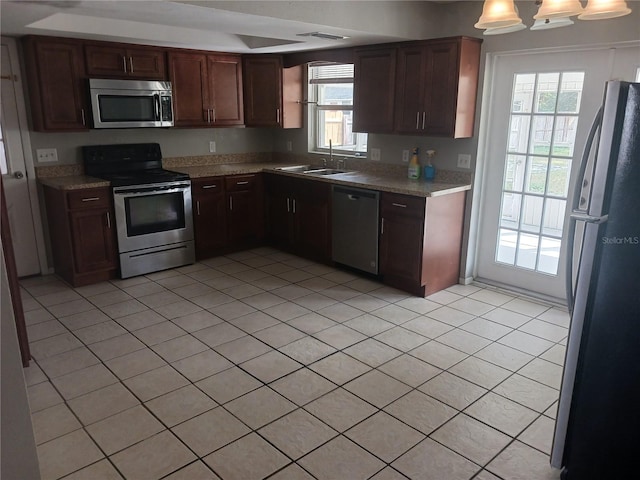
[1, 37, 48, 277]
[474, 43, 640, 302]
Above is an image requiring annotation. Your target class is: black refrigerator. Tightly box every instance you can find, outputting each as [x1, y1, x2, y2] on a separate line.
[551, 80, 640, 479]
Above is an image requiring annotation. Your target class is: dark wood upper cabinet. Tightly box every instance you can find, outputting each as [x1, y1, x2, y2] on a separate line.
[242, 56, 302, 128]
[353, 46, 397, 134]
[168, 51, 243, 127]
[394, 37, 482, 138]
[22, 36, 89, 132]
[85, 43, 167, 79]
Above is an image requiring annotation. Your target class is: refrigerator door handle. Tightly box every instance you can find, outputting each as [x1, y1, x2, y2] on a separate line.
[565, 107, 603, 311]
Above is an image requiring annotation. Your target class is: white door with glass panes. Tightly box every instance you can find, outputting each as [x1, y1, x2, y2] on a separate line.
[1, 37, 43, 277]
[476, 45, 640, 301]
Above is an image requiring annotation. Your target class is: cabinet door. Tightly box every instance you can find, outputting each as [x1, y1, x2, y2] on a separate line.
[294, 181, 331, 261]
[69, 208, 117, 273]
[353, 47, 396, 133]
[192, 178, 227, 258]
[23, 37, 88, 131]
[395, 45, 427, 133]
[126, 47, 166, 79]
[208, 55, 244, 126]
[264, 174, 293, 247]
[422, 40, 459, 136]
[380, 213, 424, 282]
[227, 190, 258, 243]
[243, 56, 282, 127]
[168, 52, 209, 126]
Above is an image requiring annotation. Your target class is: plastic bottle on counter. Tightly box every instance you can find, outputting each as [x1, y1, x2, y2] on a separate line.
[424, 149, 436, 180]
[408, 147, 420, 179]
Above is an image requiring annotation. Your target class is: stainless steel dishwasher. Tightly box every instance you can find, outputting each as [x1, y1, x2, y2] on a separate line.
[332, 185, 380, 274]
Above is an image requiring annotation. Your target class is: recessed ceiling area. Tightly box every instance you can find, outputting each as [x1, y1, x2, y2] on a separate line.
[0, 0, 447, 53]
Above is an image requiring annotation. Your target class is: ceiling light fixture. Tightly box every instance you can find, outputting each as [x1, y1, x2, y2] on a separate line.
[475, 0, 632, 34]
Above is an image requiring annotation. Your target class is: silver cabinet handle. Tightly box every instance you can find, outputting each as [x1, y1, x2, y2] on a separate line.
[381, 217, 385, 235]
[212, 108, 216, 123]
[13, 171, 24, 179]
[106, 212, 111, 228]
[286, 197, 290, 213]
[416, 112, 420, 130]
[422, 111, 426, 130]
[207, 109, 211, 123]
[276, 108, 280, 124]
[129, 57, 134, 73]
[229, 196, 233, 210]
[196, 200, 201, 216]
[236, 181, 249, 186]
[81, 197, 100, 202]
[81, 108, 86, 126]
[122, 56, 127, 73]
[292, 198, 296, 214]
[201, 185, 217, 189]
[392, 203, 407, 208]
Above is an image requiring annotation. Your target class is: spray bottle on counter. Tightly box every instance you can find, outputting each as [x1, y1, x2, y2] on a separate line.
[408, 147, 420, 179]
[424, 149, 436, 180]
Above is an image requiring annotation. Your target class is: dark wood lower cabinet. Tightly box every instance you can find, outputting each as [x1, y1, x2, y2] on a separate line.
[192, 174, 264, 260]
[264, 174, 331, 262]
[192, 177, 227, 259]
[43, 186, 118, 287]
[380, 191, 466, 296]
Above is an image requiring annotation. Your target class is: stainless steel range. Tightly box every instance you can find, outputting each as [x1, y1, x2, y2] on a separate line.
[83, 143, 195, 278]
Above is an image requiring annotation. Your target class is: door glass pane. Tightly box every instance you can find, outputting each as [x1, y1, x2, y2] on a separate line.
[512, 74, 536, 113]
[548, 158, 571, 196]
[496, 229, 517, 265]
[504, 154, 526, 192]
[525, 157, 548, 194]
[508, 116, 531, 153]
[516, 233, 540, 269]
[521, 195, 543, 233]
[500, 192, 522, 229]
[496, 71, 584, 276]
[538, 237, 562, 274]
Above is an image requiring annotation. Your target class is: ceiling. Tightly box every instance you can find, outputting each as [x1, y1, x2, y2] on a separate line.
[0, 0, 450, 53]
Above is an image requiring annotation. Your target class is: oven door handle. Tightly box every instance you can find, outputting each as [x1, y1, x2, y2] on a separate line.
[113, 184, 190, 196]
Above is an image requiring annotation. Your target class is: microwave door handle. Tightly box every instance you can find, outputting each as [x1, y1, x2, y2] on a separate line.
[154, 94, 160, 121]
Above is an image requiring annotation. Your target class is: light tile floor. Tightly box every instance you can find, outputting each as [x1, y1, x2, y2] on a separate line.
[22, 248, 567, 480]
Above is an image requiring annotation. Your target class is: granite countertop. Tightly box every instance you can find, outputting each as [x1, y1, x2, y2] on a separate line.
[38, 162, 471, 198]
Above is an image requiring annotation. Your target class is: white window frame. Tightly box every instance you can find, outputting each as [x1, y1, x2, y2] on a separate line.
[308, 62, 367, 156]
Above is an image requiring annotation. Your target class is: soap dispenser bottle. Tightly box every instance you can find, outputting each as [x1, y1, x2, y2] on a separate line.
[408, 147, 420, 179]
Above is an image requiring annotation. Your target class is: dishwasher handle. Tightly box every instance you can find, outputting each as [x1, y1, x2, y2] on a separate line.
[348, 194, 360, 201]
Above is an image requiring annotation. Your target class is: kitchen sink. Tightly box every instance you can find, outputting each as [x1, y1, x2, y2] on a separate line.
[275, 165, 312, 173]
[303, 168, 348, 176]
[274, 165, 350, 176]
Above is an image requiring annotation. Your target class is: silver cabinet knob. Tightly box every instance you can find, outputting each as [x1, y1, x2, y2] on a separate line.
[14, 171, 24, 179]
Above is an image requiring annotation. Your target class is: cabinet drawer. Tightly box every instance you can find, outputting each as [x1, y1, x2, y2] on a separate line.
[67, 188, 112, 210]
[225, 174, 257, 192]
[381, 193, 425, 218]
[192, 177, 224, 194]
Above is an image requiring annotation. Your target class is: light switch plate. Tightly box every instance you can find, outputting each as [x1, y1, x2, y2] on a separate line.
[286, 140, 293, 151]
[458, 154, 472, 169]
[209, 141, 216, 153]
[371, 148, 381, 161]
[36, 148, 58, 163]
[402, 150, 410, 163]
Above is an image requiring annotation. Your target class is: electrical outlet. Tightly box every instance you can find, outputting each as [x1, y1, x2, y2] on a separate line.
[402, 150, 410, 163]
[36, 148, 58, 163]
[371, 148, 381, 161]
[209, 141, 216, 153]
[286, 140, 293, 151]
[457, 153, 472, 169]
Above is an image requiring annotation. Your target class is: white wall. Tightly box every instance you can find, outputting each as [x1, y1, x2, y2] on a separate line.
[1, 242, 41, 480]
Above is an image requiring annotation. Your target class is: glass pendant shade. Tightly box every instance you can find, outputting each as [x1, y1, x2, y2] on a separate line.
[534, 0, 584, 19]
[530, 17, 575, 30]
[475, 0, 523, 29]
[579, 0, 632, 19]
[483, 23, 527, 35]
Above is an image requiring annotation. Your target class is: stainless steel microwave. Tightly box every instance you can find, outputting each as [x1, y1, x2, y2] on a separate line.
[89, 78, 174, 128]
